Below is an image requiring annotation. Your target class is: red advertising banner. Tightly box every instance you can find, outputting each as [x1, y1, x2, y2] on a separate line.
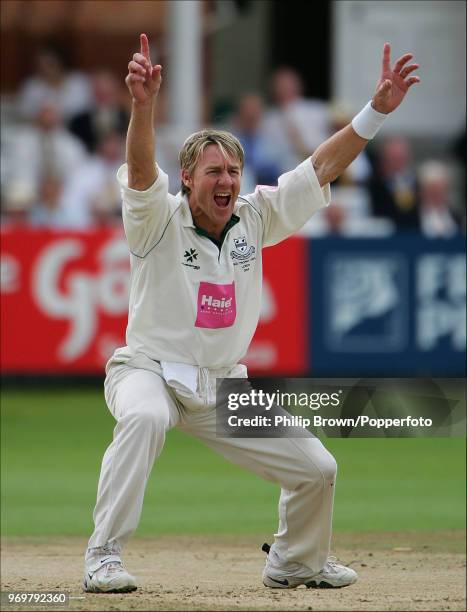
[1, 229, 307, 375]
[1, 227, 130, 373]
[244, 238, 308, 374]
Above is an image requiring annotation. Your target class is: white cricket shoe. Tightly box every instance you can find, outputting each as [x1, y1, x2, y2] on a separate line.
[261, 543, 358, 589]
[83, 546, 137, 593]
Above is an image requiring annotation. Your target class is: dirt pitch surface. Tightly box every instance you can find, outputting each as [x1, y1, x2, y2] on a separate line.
[1, 532, 465, 612]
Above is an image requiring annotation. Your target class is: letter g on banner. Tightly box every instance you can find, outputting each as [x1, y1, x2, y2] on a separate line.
[32, 236, 130, 363]
[32, 239, 96, 362]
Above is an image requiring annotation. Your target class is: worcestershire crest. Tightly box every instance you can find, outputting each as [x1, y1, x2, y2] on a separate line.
[230, 236, 256, 261]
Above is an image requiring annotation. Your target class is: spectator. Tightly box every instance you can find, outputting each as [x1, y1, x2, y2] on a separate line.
[1, 181, 35, 227]
[418, 160, 461, 238]
[17, 41, 93, 123]
[230, 94, 281, 192]
[28, 175, 68, 228]
[5, 101, 87, 201]
[60, 130, 125, 228]
[321, 202, 347, 235]
[262, 67, 330, 172]
[301, 199, 395, 238]
[69, 69, 129, 153]
[368, 135, 419, 229]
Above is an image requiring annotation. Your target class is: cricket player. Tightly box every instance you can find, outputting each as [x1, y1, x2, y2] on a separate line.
[83, 34, 419, 593]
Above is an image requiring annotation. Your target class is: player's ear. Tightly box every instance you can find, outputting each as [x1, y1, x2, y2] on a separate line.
[181, 169, 192, 189]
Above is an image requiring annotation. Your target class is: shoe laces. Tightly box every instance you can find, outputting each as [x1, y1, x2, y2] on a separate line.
[322, 556, 343, 573]
[105, 561, 124, 574]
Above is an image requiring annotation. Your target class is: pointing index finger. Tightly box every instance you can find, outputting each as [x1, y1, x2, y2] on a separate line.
[140, 33, 151, 62]
[382, 42, 391, 72]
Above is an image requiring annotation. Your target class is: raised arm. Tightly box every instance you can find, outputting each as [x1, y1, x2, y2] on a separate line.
[311, 43, 420, 187]
[125, 33, 162, 190]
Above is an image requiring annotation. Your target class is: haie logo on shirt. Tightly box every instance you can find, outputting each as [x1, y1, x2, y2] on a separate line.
[195, 281, 236, 329]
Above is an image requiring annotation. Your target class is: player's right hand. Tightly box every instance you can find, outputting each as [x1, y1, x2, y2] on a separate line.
[125, 33, 162, 105]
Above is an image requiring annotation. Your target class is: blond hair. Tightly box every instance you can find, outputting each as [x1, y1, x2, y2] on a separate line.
[179, 129, 244, 195]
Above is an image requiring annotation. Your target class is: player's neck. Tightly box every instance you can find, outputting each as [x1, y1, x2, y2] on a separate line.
[192, 214, 223, 241]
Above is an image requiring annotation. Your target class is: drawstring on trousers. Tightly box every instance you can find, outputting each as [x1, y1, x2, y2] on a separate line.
[199, 367, 215, 407]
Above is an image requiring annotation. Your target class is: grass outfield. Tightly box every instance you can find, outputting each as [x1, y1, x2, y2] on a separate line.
[1, 388, 465, 537]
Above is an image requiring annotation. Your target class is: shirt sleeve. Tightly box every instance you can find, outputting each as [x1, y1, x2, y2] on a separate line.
[117, 163, 173, 257]
[244, 157, 331, 247]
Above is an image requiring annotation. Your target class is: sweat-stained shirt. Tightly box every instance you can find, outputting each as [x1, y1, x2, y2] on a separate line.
[108, 158, 330, 371]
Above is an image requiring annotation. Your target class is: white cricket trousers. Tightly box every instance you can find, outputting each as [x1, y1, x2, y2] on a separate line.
[87, 363, 337, 573]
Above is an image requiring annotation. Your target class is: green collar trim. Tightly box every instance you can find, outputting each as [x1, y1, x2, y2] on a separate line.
[194, 214, 240, 250]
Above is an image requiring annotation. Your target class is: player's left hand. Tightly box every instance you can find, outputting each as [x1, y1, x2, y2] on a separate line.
[372, 42, 420, 114]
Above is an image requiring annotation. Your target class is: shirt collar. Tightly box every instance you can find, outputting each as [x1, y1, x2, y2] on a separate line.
[179, 193, 196, 228]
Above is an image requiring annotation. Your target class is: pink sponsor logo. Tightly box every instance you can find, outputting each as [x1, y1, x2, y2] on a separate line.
[195, 281, 236, 329]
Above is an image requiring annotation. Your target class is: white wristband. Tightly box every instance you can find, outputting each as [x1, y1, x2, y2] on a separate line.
[351, 101, 388, 140]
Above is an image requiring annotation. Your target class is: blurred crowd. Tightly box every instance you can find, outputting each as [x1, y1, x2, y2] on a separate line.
[1, 41, 465, 238]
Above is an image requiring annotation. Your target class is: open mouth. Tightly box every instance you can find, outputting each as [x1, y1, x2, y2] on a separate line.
[213, 193, 231, 208]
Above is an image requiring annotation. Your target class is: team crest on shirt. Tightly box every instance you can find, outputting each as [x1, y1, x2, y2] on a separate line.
[230, 236, 256, 271]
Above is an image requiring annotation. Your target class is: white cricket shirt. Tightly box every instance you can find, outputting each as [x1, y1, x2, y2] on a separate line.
[110, 157, 330, 370]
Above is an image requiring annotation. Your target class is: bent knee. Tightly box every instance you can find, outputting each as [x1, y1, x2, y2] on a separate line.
[318, 452, 337, 483]
[301, 447, 337, 485]
[124, 408, 170, 432]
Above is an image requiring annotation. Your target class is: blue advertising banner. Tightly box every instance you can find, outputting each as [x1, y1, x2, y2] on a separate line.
[308, 235, 466, 376]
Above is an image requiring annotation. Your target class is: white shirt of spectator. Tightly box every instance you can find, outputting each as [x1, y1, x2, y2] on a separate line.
[262, 99, 330, 172]
[421, 207, 458, 239]
[6, 125, 87, 196]
[59, 156, 122, 228]
[18, 71, 93, 122]
[109, 159, 330, 370]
